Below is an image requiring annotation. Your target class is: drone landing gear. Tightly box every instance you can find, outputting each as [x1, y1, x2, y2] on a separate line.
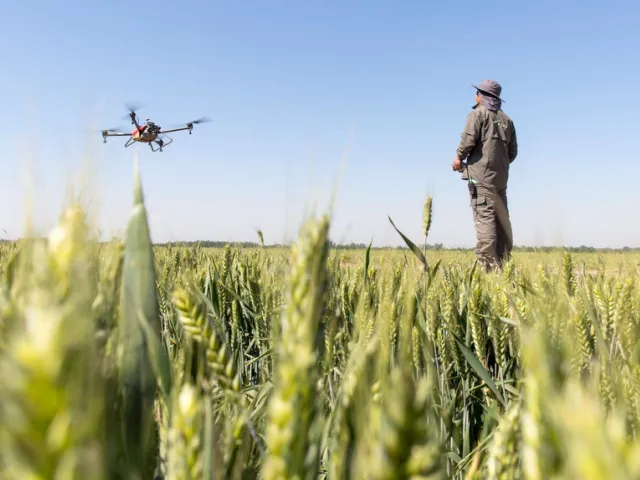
[149, 135, 173, 152]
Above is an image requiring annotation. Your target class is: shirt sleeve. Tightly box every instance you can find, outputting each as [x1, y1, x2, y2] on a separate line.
[508, 122, 518, 163]
[456, 109, 482, 161]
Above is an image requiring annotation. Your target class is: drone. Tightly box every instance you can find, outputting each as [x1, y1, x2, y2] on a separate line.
[101, 104, 210, 152]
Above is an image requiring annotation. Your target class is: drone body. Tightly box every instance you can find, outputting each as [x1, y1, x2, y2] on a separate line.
[101, 105, 210, 152]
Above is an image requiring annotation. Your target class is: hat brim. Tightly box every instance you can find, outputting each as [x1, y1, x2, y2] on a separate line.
[472, 84, 505, 102]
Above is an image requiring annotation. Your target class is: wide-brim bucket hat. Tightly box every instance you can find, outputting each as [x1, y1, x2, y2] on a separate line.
[472, 79, 505, 102]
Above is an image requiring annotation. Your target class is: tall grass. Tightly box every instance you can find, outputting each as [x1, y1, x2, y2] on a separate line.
[0, 166, 639, 479]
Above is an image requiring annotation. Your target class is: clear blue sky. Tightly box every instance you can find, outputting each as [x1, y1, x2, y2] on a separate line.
[1, 0, 638, 248]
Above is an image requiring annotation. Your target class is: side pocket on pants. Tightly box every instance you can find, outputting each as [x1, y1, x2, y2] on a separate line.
[472, 194, 487, 208]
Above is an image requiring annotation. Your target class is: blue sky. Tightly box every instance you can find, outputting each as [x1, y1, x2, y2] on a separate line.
[0, 0, 638, 248]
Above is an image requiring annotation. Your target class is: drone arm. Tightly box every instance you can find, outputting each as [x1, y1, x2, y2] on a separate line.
[101, 131, 132, 145]
[102, 131, 131, 137]
[159, 126, 191, 134]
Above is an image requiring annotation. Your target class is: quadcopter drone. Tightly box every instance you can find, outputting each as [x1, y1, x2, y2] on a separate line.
[101, 104, 210, 152]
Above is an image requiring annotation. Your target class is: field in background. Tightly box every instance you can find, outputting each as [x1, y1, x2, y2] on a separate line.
[184, 245, 640, 278]
[0, 170, 639, 480]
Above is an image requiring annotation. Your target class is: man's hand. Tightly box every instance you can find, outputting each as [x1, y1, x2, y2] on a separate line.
[452, 157, 464, 172]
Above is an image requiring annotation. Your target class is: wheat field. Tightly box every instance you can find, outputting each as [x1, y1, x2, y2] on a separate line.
[0, 167, 639, 480]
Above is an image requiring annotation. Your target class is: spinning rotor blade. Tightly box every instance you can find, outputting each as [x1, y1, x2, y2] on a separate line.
[187, 116, 212, 125]
[188, 116, 212, 125]
[99, 126, 127, 133]
[168, 116, 212, 128]
[121, 102, 145, 122]
[125, 102, 143, 112]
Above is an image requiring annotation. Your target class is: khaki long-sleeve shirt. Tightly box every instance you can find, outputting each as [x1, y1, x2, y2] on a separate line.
[456, 104, 518, 190]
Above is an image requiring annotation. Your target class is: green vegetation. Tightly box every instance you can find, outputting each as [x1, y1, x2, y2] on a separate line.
[0, 167, 639, 479]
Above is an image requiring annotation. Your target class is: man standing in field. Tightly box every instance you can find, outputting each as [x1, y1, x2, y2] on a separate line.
[452, 80, 518, 272]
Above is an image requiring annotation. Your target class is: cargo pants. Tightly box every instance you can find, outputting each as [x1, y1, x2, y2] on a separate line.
[468, 182, 513, 271]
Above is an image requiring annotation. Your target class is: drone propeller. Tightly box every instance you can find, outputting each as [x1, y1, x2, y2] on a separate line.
[100, 126, 127, 134]
[187, 116, 211, 125]
[169, 116, 212, 128]
[121, 103, 145, 124]
[123, 102, 144, 115]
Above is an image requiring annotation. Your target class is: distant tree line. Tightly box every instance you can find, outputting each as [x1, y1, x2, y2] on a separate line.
[1, 238, 636, 253]
[156, 240, 267, 249]
[151, 240, 640, 253]
[511, 245, 640, 253]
